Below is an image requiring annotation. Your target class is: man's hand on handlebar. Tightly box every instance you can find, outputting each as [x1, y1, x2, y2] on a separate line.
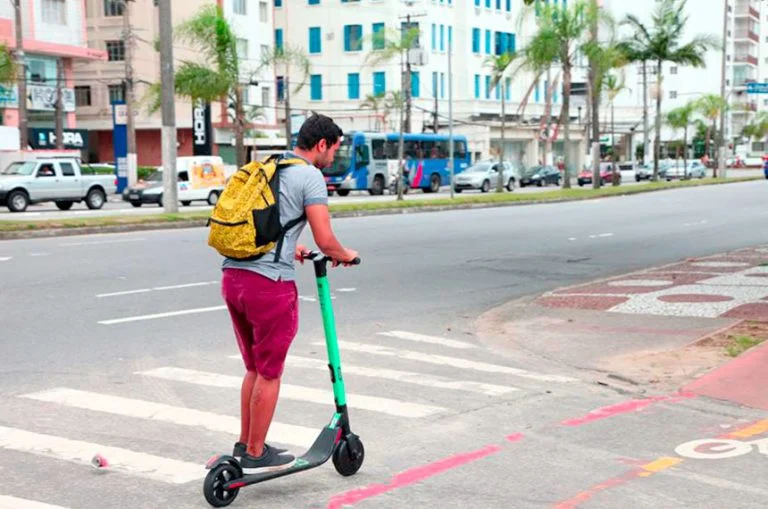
[297, 246, 360, 267]
[333, 249, 359, 268]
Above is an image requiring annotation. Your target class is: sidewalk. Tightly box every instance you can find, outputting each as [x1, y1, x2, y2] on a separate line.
[478, 245, 768, 409]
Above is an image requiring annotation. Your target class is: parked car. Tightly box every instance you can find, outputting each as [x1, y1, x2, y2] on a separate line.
[0, 157, 116, 212]
[520, 165, 561, 187]
[635, 163, 653, 181]
[578, 162, 621, 186]
[453, 160, 520, 193]
[123, 156, 226, 207]
[666, 160, 707, 180]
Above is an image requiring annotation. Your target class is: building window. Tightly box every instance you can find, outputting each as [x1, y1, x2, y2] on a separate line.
[106, 41, 125, 62]
[344, 25, 363, 52]
[75, 86, 92, 106]
[310, 74, 322, 100]
[233, 0, 246, 15]
[472, 28, 480, 53]
[670, 66, 678, 75]
[276, 76, 284, 101]
[261, 87, 270, 108]
[411, 71, 420, 98]
[440, 72, 445, 99]
[103, 0, 124, 17]
[439, 24, 445, 52]
[506, 0, 511, 11]
[496, 0, 501, 9]
[236, 39, 248, 59]
[261, 45, 270, 58]
[108, 83, 126, 104]
[373, 71, 386, 96]
[259, 2, 268, 22]
[505, 78, 511, 101]
[670, 90, 677, 99]
[431, 24, 436, 51]
[309, 27, 322, 54]
[42, 0, 66, 24]
[432, 72, 438, 98]
[309, 0, 320, 4]
[348, 73, 360, 99]
[448, 26, 452, 49]
[275, 0, 282, 7]
[475, 0, 480, 6]
[400, 21, 420, 49]
[485, 30, 491, 54]
[372, 23, 385, 50]
[275, 29, 283, 51]
[485, 75, 491, 99]
[474, 74, 480, 99]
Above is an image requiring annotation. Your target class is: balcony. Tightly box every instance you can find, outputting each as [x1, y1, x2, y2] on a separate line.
[735, 54, 759, 66]
[735, 0, 761, 19]
[733, 101, 758, 113]
[734, 29, 761, 43]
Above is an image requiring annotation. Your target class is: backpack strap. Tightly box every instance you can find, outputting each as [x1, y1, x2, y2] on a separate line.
[269, 154, 309, 263]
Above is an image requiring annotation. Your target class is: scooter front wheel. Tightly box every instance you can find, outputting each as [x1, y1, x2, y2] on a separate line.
[333, 437, 365, 477]
[203, 463, 241, 507]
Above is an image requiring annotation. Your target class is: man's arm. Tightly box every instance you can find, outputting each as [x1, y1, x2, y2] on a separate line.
[305, 204, 356, 262]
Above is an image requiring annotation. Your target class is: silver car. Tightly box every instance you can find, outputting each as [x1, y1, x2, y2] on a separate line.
[666, 160, 707, 180]
[453, 160, 519, 193]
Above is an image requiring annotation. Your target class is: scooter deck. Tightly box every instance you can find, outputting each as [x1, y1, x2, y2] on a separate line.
[224, 426, 339, 488]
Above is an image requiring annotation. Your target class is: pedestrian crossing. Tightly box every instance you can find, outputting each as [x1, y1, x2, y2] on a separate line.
[0, 327, 578, 505]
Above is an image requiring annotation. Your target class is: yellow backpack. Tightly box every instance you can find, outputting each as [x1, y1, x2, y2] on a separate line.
[207, 154, 306, 261]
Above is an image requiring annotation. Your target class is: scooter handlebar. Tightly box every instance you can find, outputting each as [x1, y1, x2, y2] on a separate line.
[301, 251, 360, 266]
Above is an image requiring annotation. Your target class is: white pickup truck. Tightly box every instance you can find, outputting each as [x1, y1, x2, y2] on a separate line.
[0, 157, 117, 212]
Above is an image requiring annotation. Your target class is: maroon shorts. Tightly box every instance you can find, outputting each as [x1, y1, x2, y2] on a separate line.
[221, 269, 298, 380]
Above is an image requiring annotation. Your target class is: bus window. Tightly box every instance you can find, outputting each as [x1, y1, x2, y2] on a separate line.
[434, 140, 449, 158]
[385, 140, 399, 159]
[454, 140, 468, 159]
[421, 140, 436, 158]
[372, 140, 386, 160]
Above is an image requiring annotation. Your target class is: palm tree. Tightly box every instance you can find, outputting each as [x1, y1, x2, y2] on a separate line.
[518, 0, 614, 190]
[666, 101, 696, 179]
[603, 72, 628, 185]
[623, 0, 719, 181]
[0, 44, 15, 85]
[485, 52, 516, 192]
[742, 111, 768, 150]
[361, 93, 385, 131]
[616, 36, 652, 169]
[259, 45, 312, 146]
[366, 27, 420, 200]
[695, 94, 728, 177]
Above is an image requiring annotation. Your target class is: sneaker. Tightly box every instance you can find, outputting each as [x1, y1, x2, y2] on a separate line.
[233, 442, 287, 458]
[239, 445, 295, 473]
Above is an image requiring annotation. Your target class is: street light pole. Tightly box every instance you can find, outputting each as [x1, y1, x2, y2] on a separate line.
[448, 29, 454, 199]
[158, 0, 178, 213]
[718, 0, 728, 179]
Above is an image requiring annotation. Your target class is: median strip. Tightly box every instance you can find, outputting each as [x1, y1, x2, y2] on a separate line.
[0, 176, 761, 239]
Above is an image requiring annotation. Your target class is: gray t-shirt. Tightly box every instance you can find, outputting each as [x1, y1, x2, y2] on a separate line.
[222, 152, 328, 281]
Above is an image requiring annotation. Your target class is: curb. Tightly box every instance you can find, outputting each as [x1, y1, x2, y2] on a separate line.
[1, 177, 762, 241]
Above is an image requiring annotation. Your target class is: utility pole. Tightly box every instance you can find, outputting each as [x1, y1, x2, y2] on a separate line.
[284, 77, 291, 149]
[433, 95, 438, 133]
[717, 0, 728, 179]
[398, 8, 425, 134]
[123, 0, 137, 187]
[395, 49, 406, 201]
[54, 58, 63, 149]
[448, 32, 454, 199]
[158, 0, 178, 213]
[589, 0, 601, 189]
[13, 0, 27, 150]
[642, 62, 649, 166]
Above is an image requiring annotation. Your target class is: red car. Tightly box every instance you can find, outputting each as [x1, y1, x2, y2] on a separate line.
[577, 164, 621, 186]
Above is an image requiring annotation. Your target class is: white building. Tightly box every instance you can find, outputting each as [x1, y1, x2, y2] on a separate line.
[274, 0, 763, 168]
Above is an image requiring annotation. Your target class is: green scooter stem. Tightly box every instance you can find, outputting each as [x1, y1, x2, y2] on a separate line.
[314, 269, 347, 409]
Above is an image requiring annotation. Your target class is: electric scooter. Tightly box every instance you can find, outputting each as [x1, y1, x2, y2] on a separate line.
[203, 252, 364, 508]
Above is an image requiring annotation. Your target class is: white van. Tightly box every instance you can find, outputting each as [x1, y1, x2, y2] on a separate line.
[122, 156, 226, 207]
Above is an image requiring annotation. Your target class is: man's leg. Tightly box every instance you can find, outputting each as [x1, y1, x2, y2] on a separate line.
[246, 374, 282, 458]
[240, 370, 258, 445]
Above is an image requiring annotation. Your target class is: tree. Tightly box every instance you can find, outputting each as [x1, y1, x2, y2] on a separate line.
[666, 101, 696, 179]
[695, 94, 728, 177]
[742, 111, 768, 148]
[260, 45, 312, 146]
[485, 52, 516, 192]
[0, 44, 15, 85]
[361, 93, 385, 131]
[366, 27, 420, 200]
[519, 0, 612, 189]
[603, 72, 628, 186]
[623, 0, 719, 181]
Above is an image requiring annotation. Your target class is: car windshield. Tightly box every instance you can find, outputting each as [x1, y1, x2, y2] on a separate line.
[5, 161, 38, 176]
[1, 162, 23, 175]
[324, 137, 353, 177]
[144, 171, 162, 182]
[467, 163, 493, 173]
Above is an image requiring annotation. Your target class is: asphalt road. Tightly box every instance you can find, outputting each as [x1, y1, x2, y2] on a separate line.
[1, 180, 767, 509]
[0, 169, 762, 221]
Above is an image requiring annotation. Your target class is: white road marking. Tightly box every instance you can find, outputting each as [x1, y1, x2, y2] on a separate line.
[97, 281, 218, 298]
[0, 495, 70, 508]
[285, 355, 518, 397]
[137, 367, 444, 418]
[377, 330, 476, 349]
[0, 257, 11, 262]
[317, 342, 578, 383]
[98, 305, 227, 325]
[568, 237, 577, 241]
[299, 296, 317, 302]
[29, 253, 49, 257]
[20, 388, 316, 449]
[337, 288, 357, 293]
[598, 233, 614, 238]
[683, 220, 708, 227]
[59, 238, 146, 247]
[0, 426, 204, 485]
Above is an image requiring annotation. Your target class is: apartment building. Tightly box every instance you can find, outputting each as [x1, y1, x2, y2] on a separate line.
[74, 0, 277, 166]
[0, 0, 106, 150]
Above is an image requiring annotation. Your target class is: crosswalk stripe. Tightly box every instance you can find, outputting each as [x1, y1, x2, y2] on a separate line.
[137, 367, 445, 418]
[97, 305, 227, 325]
[0, 495, 70, 509]
[20, 388, 316, 449]
[377, 331, 476, 349]
[284, 355, 519, 397]
[315, 342, 578, 383]
[0, 426, 203, 485]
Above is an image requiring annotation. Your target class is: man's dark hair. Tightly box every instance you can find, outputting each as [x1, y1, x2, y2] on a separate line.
[296, 113, 343, 150]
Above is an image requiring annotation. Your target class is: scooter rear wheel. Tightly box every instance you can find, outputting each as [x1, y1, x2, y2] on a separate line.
[203, 463, 241, 507]
[333, 438, 365, 477]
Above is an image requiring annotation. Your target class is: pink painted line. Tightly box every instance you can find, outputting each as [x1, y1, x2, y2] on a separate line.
[506, 433, 524, 443]
[561, 393, 695, 427]
[325, 444, 503, 509]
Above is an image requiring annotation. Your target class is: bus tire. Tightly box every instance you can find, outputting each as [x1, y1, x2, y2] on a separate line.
[336, 189, 350, 197]
[424, 173, 441, 193]
[369, 175, 385, 195]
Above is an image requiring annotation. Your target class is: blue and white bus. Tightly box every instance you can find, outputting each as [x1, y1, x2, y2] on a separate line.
[322, 132, 471, 196]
